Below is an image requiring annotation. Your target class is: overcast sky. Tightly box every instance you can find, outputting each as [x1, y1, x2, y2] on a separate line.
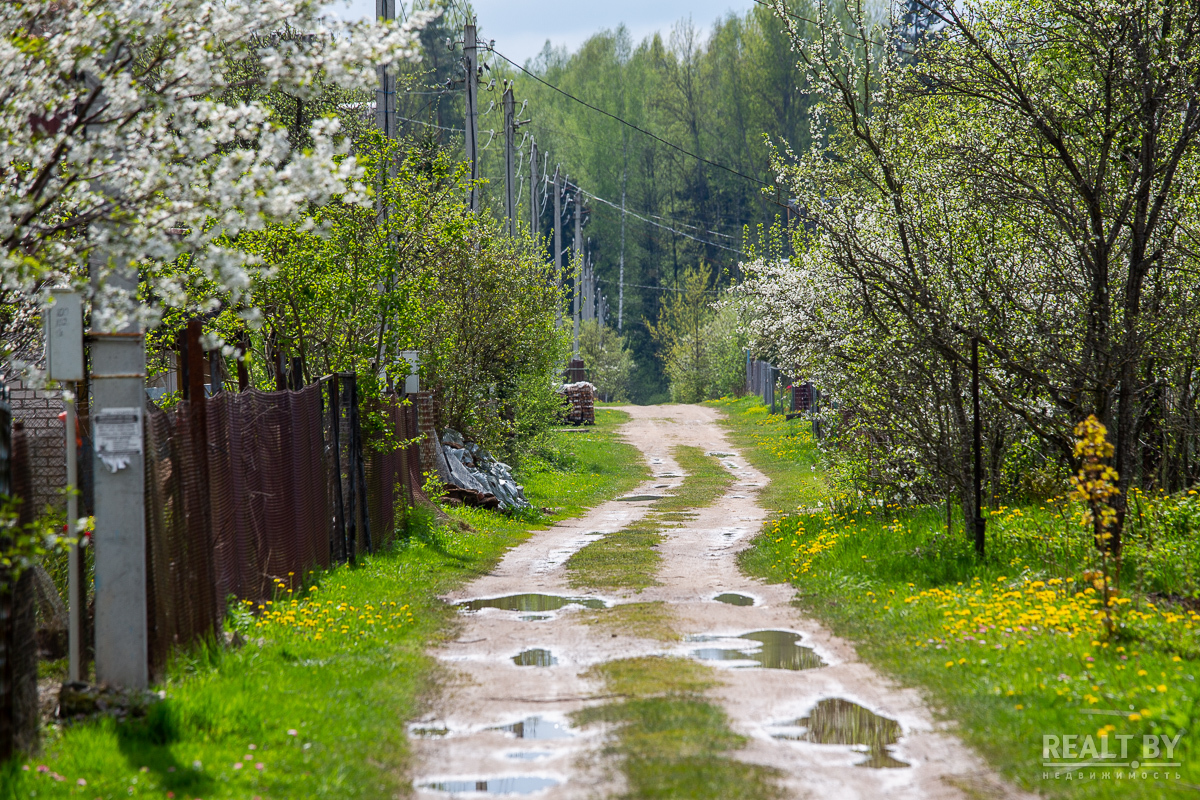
[324, 1, 754, 64]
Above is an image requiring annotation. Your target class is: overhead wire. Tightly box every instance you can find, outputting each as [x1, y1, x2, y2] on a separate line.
[491, 48, 772, 189]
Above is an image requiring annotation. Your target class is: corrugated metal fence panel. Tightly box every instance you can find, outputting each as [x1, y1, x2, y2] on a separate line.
[1, 420, 38, 759]
[142, 381, 426, 673]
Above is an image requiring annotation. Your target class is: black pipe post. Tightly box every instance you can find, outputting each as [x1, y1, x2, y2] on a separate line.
[972, 336, 985, 558]
[342, 377, 357, 566]
[329, 375, 347, 564]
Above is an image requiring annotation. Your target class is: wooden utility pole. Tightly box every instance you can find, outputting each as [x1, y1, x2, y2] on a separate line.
[375, 0, 396, 139]
[619, 131, 627, 331]
[972, 336, 986, 557]
[573, 182, 581, 357]
[530, 139, 539, 237]
[464, 21, 479, 213]
[553, 166, 562, 328]
[503, 86, 516, 235]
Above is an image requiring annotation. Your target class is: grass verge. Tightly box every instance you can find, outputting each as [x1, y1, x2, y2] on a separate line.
[574, 657, 782, 800]
[11, 409, 644, 800]
[711, 397, 1200, 799]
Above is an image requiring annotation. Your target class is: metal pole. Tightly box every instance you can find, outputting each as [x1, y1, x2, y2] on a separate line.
[618, 132, 627, 332]
[573, 183, 581, 357]
[503, 86, 516, 236]
[464, 22, 479, 214]
[553, 166, 562, 329]
[65, 390, 79, 683]
[972, 335, 985, 557]
[530, 139, 539, 237]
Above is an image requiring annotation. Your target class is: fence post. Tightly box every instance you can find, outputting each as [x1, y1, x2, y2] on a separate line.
[349, 376, 371, 555]
[328, 375, 347, 564]
[342, 377, 358, 565]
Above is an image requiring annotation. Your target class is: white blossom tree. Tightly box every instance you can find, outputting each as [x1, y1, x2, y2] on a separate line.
[0, 0, 432, 351]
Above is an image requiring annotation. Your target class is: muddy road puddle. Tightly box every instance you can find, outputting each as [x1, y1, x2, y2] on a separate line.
[457, 594, 607, 613]
[512, 649, 558, 666]
[615, 494, 665, 502]
[770, 698, 909, 768]
[713, 593, 755, 606]
[491, 716, 574, 740]
[687, 630, 825, 670]
[418, 776, 560, 795]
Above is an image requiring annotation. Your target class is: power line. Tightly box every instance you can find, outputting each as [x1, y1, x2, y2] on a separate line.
[492, 48, 772, 189]
[578, 186, 748, 257]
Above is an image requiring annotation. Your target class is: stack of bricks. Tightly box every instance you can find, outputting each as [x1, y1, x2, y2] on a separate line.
[409, 392, 441, 481]
[6, 377, 65, 514]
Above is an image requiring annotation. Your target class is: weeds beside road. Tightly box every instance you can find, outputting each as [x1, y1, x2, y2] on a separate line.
[8, 410, 643, 800]
[711, 396, 1200, 799]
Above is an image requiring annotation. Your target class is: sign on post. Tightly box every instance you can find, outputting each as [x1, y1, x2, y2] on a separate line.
[401, 350, 420, 394]
[44, 289, 84, 382]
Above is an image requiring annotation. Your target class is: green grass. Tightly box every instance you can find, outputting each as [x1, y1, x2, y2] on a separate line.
[566, 446, 731, 591]
[574, 657, 782, 800]
[707, 396, 826, 514]
[11, 411, 644, 800]
[579, 601, 678, 642]
[653, 446, 735, 513]
[711, 397, 1200, 799]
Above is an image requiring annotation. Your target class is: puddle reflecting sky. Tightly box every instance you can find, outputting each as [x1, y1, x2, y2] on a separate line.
[419, 776, 560, 795]
[492, 716, 573, 740]
[616, 494, 666, 502]
[714, 593, 755, 606]
[458, 594, 606, 612]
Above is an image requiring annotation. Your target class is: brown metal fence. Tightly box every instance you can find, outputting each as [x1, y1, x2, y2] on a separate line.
[1, 402, 39, 761]
[143, 378, 422, 675]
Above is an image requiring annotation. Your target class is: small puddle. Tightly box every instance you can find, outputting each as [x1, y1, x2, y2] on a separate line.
[492, 716, 573, 740]
[655, 473, 682, 478]
[419, 776, 560, 795]
[458, 594, 607, 612]
[505, 751, 553, 761]
[714, 593, 755, 607]
[689, 630, 824, 670]
[616, 494, 665, 502]
[518, 615, 550, 622]
[512, 649, 557, 667]
[776, 698, 909, 768]
[707, 452, 735, 457]
[409, 725, 450, 738]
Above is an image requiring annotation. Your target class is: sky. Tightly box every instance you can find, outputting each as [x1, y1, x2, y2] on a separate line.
[323, 1, 755, 64]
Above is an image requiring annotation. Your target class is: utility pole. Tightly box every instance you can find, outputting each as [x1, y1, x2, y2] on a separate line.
[463, 21, 479, 213]
[503, 85, 516, 236]
[619, 131, 627, 331]
[87, 76, 148, 690]
[375, 0, 396, 139]
[573, 182, 582, 357]
[553, 166, 562, 328]
[530, 139, 539, 237]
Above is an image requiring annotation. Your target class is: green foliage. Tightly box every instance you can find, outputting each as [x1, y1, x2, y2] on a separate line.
[579, 320, 634, 401]
[725, 397, 1200, 799]
[648, 265, 745, 403]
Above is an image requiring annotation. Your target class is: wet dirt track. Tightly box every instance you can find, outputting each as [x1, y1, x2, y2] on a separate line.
[410, 405, 1033, 800]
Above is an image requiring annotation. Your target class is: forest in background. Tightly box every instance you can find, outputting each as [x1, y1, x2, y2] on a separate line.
[387, 0, 883, 402]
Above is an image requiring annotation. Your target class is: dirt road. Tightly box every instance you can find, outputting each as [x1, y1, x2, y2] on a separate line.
[410, 405, 1030, 799]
